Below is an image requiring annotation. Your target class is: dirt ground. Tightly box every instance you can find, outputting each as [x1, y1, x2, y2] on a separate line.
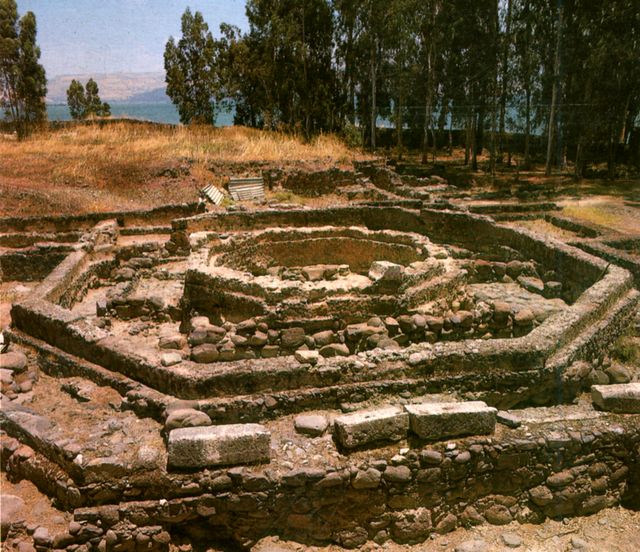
[251, 507, 640, 552]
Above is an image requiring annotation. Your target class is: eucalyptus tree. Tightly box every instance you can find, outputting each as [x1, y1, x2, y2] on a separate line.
[0, 0, 47, 138]
[164, 8, 220, 125]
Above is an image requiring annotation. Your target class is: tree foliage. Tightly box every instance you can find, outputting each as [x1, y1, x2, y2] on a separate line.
[0, 0, 47, 138]
[164, 8, 219, 125]
[165, 0, 640, 172]
[66, 78, 110, 120]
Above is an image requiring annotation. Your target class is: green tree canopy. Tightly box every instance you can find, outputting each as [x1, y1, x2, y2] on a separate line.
[0, 0, 47, 138]
[66, 78, 111, 120]
[66, 79, 85, 119]
[164, 8, 219, 125]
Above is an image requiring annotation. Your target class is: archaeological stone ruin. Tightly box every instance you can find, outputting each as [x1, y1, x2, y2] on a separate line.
[1, 165, 639, 550]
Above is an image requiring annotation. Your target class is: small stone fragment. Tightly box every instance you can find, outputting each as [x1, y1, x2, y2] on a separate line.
[501, 533, 523, 548]
[294, 349, 319, 365]
[496, 410, 521, 428]
[161, 352, 182, 367]
[319, 343, 350, 357]
[165, 408, 212, 431]
[294, 414, 329, 436]
[0, 351, 27, 373]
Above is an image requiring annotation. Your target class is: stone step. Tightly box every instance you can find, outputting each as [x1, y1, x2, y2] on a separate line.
[546, 288, 640, 371]
[334, 406, 409, 449]
[591, 383, 640, 413]
[167, 424, 271, 468]
[404, 401, 497, 440]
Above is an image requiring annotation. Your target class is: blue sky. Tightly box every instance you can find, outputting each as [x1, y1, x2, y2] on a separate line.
[17, 1, 248, 77]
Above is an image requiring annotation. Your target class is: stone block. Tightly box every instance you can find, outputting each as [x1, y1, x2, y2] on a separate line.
[294, 414, 329, 436]
[591, 383, 640, 413]
[405, 401, 497, 440]
[168, 424, 271, 468]
[369, 260, 404, 282]
[334, 406, 409, 449]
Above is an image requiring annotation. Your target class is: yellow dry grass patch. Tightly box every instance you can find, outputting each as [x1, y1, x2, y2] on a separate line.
[0, 123, 360, 188]
[0, 122, 370, 216]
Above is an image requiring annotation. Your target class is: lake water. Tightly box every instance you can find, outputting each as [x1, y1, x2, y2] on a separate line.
[46, 103, 234, 126]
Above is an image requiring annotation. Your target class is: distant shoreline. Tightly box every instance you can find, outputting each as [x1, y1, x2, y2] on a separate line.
[45, 102, 234, 126]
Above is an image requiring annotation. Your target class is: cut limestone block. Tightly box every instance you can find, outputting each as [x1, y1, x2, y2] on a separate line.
[591, 383, 640, 413]
[168, 424, 270, 468]
[405, 401, 497, 440]
[334, 406, 409, 449]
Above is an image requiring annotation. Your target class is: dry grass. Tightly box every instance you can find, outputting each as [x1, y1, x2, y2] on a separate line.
[0, 122, 370, 217]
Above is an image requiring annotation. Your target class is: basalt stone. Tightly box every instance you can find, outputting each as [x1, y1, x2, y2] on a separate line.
[189, 326, 226, 346]
[369, 260, 404, 282]
[191, 344, 219, 363]
[451, 310, 473, 329]
[391, 508, 432, 543]
[334, 406, 409, 449]
[518, 276, 545, 294]
[312, 330, 335, 347]
[592, 383, 640, 413]
[236, 319, 257, 335]
[351, 468, 381, 489]
[484, 504, 512, 525]
[397, 315, 415, 334]
[384, 317, 400, 336]
[319, 343, 350, 357]
[1, 494, 25, 539]
[165, 408, 212, 431]
[294, 414, 329, 436]
[281, 327, 306, 349]
[605, 363, 632, 384]
[496, 410, 521, 428]
[249, 331, 269, 347]
[383, 465, 412, 483]
[506, 260, 525, 278]
[161, 352, 182, 367]
[159, 334, 187, 350]
[168, 424, 270, 468]
[1, 352, 27, 373]
[514, 308, 535, 326]
[405, 401, 496, 440]
[474, 260, 493, 280]
[302, 265, 327, 281]
[425, 316, 444, 332]
[261, 345, 279, 358]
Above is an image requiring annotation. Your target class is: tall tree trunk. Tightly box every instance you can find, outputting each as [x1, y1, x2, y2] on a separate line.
[545, 0, 563, 176]
[607, 124, 616, 180]
[370, 37, 377, 150]
[472, 110, 479, 171]
[421, 2, 438, 164]
[574, 76, 591, 179]
[498, 0, 513, 163]
[422, 47, 434, 164]
[523, 0, 532, 170]
[490, 0, 500, 177]
[396, 93, 403, 160]
[464, 110, 471, 166]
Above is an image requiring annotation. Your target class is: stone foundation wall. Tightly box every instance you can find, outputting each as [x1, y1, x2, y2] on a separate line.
[0, 203, 199, 234]
[3, 418, 639, 550]
[0, 246, 70, 281]
[168, 207, 429, 254]
[419, 209, 605, 299]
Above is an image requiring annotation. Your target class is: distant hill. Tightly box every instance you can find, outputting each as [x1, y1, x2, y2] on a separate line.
[121, 87, 171, 104]
[46, 72, 168, 104]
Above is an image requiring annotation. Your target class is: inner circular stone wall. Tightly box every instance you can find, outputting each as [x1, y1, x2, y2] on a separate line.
[213, 227, 427, 275]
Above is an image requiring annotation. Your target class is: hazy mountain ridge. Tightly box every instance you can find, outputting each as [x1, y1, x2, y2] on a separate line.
[46, 72, 168, 104]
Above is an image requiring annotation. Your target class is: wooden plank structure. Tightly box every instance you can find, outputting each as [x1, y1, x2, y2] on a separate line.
[228, 177, 266, 201]
[200, 184, 225, 206]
